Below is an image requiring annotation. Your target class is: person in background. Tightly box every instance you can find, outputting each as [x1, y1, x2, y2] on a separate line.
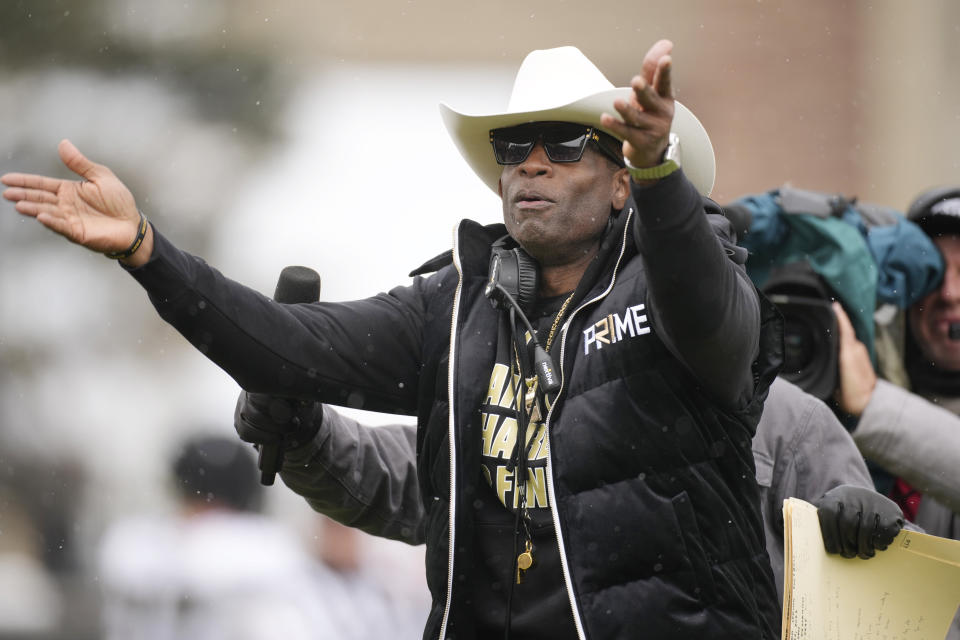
[754, 378, 902, 599]
[832, 186, 960, 538]
[97, 433, 422, 640]
[0, 485, 64, 636]
[830, 186, 960, 640]
[306, 516, 430, 640]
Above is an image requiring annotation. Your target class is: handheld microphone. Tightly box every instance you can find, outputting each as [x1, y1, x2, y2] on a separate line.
[256, 266, 321, 486]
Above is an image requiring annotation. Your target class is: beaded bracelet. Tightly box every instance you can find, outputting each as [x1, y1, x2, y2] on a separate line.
[104, 212, 148, 260]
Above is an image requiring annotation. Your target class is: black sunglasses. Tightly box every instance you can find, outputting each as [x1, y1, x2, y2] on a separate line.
[489, 122, 625, 167]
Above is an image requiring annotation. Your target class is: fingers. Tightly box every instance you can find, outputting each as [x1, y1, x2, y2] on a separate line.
[2, 172, 76, 239]
[861, 510, 904, 558]
[2, 186, 59, 206]
[34, 210, 76, 238]
[652, 55, 673, 99]
[836, 503, 860, 559]
[641, 39, 673, 85]
[817, 502, 843, 555]
[599, 111, 633, 141]
[857, 512, 876, 559]
[607, 92, 660, 133]
[58, 139, 112, 182]
[12, 198, 59, 219]
[599, 77, 671, 147]
[832, 301, 856, 345]
[4, 186, 64, 226]
[7, 198, 75, 238]
[832, 301, 877, 414]
[872, 515, 903, 551]
[602, 41, 675, 129]
[871, 514, 895, 552]
[599, 40, 676, 170]
[621, 68, 673, 119]
[872, 501, 904, 551]
[818, 486, 905, 560]
[817, 488, 861, 558]
[3, 140, 110, 196]
[2, 172, 66, 194]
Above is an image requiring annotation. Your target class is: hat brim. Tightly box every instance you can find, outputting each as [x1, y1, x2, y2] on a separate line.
[440, 88, 716, 197]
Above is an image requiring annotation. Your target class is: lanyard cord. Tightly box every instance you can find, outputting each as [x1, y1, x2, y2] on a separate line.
[504, 306, 532, 640]
[502, 293, 572, 639]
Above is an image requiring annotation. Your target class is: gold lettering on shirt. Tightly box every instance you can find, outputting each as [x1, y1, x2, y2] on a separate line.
[529, 423, 549, 460]
[481, 352, 553, 513]
[489, 417, 518, 460]
[526, 467, 548, 508]
[480, 412, 499, 457]
[484, 363, 511, 406]
[496, 466, 516, 507]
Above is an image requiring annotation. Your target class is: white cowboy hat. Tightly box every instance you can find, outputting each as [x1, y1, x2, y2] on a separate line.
[439, 46, 716, 197]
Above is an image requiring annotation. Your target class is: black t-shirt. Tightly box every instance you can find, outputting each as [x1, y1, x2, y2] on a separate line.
[472, 293, 578, 639]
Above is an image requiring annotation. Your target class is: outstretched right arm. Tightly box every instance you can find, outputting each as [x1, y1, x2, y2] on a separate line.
[4, 140, 430, 413]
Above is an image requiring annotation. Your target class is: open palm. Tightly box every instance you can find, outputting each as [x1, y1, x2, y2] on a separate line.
[2, 139, 140, 254]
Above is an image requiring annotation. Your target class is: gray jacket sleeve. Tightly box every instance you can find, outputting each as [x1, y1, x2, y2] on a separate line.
[279, 406, 425, 545]
[752, 377, 875, 600]
[854, 379, 960, 513]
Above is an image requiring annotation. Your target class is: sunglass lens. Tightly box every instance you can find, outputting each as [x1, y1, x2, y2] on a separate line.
[543, 134, 588, 162]
[492, 138, 534, 165]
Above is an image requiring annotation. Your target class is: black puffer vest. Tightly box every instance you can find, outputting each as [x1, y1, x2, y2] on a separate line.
[412, 205, 783, 640]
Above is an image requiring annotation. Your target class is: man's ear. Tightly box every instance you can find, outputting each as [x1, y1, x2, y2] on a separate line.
[611, 168, 630, 210]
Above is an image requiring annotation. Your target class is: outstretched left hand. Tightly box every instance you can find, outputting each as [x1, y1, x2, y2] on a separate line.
[600, 39, 675, 170]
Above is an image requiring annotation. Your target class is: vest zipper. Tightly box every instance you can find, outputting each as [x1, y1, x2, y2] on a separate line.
[438, 221, 464, 640]
[543, 208, 635, 640]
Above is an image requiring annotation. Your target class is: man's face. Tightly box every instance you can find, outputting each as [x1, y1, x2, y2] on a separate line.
[910, 234, 960, 370]
[497, 132, 628, 267]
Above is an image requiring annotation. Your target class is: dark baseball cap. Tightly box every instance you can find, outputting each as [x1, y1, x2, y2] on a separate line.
[907, 186, 960, 237]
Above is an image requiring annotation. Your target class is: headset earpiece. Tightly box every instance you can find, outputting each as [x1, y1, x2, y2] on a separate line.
[486, 237, 539, 316]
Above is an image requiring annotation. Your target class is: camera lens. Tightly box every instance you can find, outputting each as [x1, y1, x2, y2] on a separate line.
[782, 318, 815, 374]
[765, 294, 839, 400]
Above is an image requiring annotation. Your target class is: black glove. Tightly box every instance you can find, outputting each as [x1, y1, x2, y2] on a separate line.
[234, 391, 323, 451]
[814, 484, 905, 559]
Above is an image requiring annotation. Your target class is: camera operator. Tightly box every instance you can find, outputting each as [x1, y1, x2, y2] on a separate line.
[726, 185, 959, 522]
[832, 187, 960, 640]
[836, 187, 960, 527]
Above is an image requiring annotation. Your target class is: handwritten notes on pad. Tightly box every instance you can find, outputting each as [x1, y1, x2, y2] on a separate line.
[782, 497, 960, 640]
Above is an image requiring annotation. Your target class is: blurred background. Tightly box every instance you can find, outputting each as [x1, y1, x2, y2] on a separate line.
[0, 0, 958, 637]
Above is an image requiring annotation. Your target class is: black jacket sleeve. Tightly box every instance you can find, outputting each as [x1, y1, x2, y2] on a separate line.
[126, 228, 426, 414]
[632, 170, 761, 409]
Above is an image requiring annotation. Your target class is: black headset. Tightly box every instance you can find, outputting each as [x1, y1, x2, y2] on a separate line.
[484, 236, 560, 394]
[485, 236, 539, 316]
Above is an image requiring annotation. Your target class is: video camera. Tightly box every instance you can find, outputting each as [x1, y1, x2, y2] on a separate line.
[727, 184, 946, 404]
[760, 261, 839, 401]
[722, 187, 871, 403]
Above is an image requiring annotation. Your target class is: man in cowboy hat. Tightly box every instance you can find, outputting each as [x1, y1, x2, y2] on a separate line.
[3, 40, 782, 639]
